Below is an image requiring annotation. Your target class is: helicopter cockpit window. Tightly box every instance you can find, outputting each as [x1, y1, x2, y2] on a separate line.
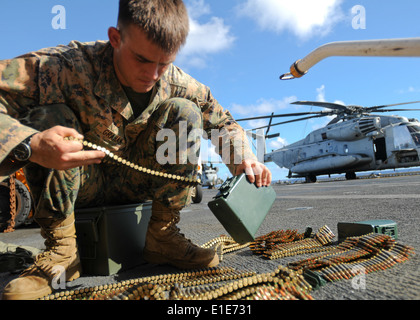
[407, 125, 420, 146]
[393, 125, 415, 149]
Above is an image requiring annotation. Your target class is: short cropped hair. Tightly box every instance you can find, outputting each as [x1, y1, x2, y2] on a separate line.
[118, 0, 189, 53]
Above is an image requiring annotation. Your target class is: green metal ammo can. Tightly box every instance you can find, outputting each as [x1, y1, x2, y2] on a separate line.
[74, 202, 152, 276]
[337, 219, 398, 242]
[208, 174, 276, 244]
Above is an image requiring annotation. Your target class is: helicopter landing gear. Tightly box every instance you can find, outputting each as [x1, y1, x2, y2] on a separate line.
[305, 174, 317, 183]
[345, 172, 357, 180]
[191, 184, 203, 204]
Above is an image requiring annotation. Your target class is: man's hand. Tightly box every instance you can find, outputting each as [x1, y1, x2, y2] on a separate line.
[29, 126, 105, 170]
[235, 159, 272, 187]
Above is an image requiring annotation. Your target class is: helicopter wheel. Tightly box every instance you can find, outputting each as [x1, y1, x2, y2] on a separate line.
[305, 175, 317, 183]
[191, 184, 203, 204]
[0, 179, 33, 231]
[345, 172, 357, 180]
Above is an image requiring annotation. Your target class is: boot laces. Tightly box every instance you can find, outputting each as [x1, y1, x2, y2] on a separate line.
[161, 216, 180, 231]
[162, 217, 194, 245]
[20, 238, 58, 276]
[21, 236, 75, 279]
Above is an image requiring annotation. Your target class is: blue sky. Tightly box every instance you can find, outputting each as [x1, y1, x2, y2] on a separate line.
[1, 0, 419, 181]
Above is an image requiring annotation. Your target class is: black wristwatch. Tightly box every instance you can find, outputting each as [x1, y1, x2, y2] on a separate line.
[12, 134, 35, 162]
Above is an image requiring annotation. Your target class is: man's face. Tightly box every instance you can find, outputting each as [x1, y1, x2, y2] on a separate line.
[108, 24, 177, 93]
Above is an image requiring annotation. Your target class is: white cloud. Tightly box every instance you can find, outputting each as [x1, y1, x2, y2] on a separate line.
[309, 84, 345, 130]
[269, 136, 288, 150]
[316, 84, 345, 105]
[231, 96, 297, 119]
[408, 87, 420, 93]
[200, 140, 223, 164]
[398, 86, 420, 94]
[183, 17, 235, 56]
[177, 0, 235, 68]
[230, 96, 298, 149]
[186, 0, 211, 19]
[238, 0, 344, 39]
[315, 84, 346, 107]
[316, 85, 326, 102]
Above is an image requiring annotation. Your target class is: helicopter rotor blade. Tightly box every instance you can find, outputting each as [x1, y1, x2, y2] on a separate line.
[291, 101, 349, 111]
[367, 101, 420, 112]
[237, 101, 420, 131]
[252, 114, 328, 130]
[235, 111, 328, 122]
[369, 108, 420, 113]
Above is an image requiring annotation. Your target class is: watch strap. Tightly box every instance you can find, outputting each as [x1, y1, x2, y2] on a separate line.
[11, 133, 36, 162]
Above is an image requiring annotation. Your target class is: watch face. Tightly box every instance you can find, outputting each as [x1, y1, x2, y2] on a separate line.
[13, 143, 31, 161]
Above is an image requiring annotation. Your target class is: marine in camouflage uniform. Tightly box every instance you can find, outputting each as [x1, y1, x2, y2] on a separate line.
[0, 0, 270, 300]
[0, 39, 255, 214]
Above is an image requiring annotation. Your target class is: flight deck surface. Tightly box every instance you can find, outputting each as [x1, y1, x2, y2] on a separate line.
[1, 174, 419, 300]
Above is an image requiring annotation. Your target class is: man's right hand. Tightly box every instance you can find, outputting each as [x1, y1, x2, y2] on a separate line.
[29, 126, 106, 170]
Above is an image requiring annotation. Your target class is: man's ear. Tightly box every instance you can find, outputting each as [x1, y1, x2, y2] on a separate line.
[108, 27, 121, 48]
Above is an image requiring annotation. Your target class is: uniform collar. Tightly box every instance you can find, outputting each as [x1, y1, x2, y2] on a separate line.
[94, 43, 133, 121]
[94, 43, 173, 122]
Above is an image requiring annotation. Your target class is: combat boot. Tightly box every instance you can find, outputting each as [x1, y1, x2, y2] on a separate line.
[143, 201, 219, 269]
[2, 213, 81, 300]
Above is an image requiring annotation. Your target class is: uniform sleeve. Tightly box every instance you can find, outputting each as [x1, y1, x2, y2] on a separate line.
[0, 55, 43, 179]
[0, 45, 79, 180]
[198, 88, 258, 175]
[168, 65, 258, 175]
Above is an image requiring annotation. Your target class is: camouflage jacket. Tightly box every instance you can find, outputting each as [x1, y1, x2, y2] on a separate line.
[0, 40, 256, 181]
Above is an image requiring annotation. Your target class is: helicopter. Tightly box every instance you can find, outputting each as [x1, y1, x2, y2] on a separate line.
[237, 100, 420, 183]
[191, 157, 223, 203]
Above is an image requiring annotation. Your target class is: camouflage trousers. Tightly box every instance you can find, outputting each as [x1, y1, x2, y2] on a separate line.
[20, 99, 202, 221]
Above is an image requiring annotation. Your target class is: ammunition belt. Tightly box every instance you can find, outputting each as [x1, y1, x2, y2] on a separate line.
[39, 226, 414, 300]
[200, 236, 251, 261]
[4, 174, 16, 233]
[289, 233, 415, 283]
[66, 137, 201, 185]
[40, 265, 313, 300]
[250, 225, 335, 260]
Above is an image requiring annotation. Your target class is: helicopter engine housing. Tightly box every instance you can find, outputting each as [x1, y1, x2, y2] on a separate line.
[324, 117, 381, 141]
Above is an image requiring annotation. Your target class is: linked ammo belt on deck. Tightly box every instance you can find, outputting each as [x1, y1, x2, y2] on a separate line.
[40, 226, 414, 300]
